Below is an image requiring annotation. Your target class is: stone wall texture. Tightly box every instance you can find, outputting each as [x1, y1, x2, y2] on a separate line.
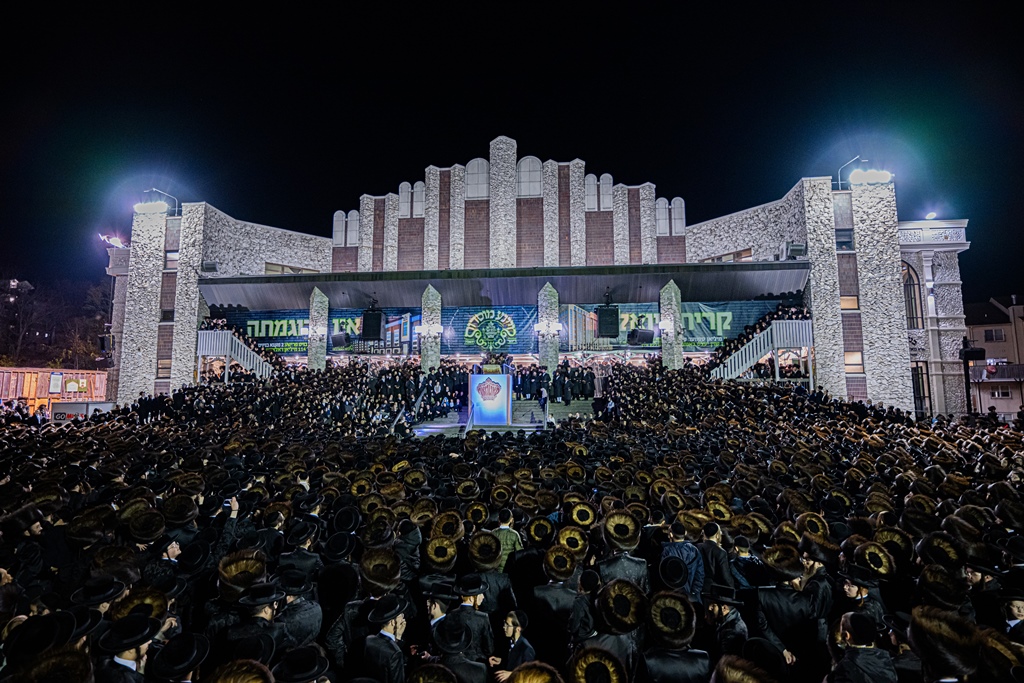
[568, 160, 586, 267]
[383, 193, 400, 272]
[423, 166, 440, 270]
[612, 185, 630, 265]
[117, 212, 166, 404]
[489, 136, 517, 269]
[538, 283, 560, 372]
[106, 273, 129, 400]
[421, 285, 442, 371]
[358, 195, 376, 272]
[448, 165, 466, 270]
[660, 280, 683, 369]
[308, 287, 329, 372]
[638, 184, 658, 265]
[542, 161, 560, 267]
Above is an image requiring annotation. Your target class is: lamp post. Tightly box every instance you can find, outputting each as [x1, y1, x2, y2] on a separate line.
[836, 156, 868, 190]
[134, 188, 179, 216]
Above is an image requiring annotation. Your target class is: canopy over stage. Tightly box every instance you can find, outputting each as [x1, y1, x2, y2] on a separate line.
[198, 261, 810, 310]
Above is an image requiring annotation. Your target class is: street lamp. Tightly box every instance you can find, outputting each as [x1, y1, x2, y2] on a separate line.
[836, 156, 868, 190]
[134, 188, 179, 216]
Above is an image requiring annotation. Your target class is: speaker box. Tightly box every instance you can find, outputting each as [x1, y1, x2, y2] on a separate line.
[361, 311, 385, 341]
[596, 306, 620, 338]
[626, 328, 655, 345]
[330, 332, 349, 349]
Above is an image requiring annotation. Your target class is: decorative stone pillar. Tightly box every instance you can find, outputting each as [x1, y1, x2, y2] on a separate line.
[424, 166, 440, 270]
[308, 287, 329, 372]
[489, 136, 517, 268]
[568, 159, 586, 267]
[449, 164, 466, 270]
[660, 280, 683, 370]
[358, 194, 375, 272]
[420, 285, 442, 372]
[638, 183, 658, 264]
[612, 184, 630, 265]
[931, 249, 969, 413]
[537, 283, 560, 372]
[542, 160, 560, 267]
[383, 193, 399, 272]
[105, 250, 130, 401]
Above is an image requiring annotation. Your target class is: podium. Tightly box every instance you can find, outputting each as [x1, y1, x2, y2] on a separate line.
[470, 374, 512, 426]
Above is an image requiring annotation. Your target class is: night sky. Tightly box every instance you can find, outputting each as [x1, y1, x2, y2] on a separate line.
[2, 9, 1019, 303]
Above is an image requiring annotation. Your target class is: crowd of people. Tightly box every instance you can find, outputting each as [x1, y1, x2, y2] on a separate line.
[704, 305, 813, 376]
[200, 319, 289, 373]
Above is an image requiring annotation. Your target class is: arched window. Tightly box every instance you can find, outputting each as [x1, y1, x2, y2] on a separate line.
[671, 198, 685, 235]
[656, 198, 670, 236]
[466, 159, 489, 199]
[398, 182, 412, 218]
[599, 174, 613, 210]
[333, 210, 346, 246]
[903, 262, 923, 329]
[585, 174, 598, 211]
[346, 210, 360, 247]
[517, 156, 542, 197]
[412, 181, 425, 217]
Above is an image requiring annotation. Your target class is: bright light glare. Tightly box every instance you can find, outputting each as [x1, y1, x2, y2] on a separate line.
[925, 212, 937, 220]
[99, 234, 127, 248]
[134, 200, 169, 214]
[848, 169, 892, 185]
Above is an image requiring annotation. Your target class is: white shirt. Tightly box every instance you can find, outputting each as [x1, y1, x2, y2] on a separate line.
[113, 656, 137, 671]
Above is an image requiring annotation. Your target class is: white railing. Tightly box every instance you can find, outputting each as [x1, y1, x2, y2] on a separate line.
[710, 320, 814, 380]
[197, 330, 274, 380]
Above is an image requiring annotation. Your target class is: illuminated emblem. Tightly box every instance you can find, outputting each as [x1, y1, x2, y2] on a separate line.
[476, 378, 502, 402]
[464, 310, 517, 351]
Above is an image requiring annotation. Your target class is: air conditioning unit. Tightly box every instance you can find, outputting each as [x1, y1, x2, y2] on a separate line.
[781, 242, 807, 260]
[201, 261, 219, 273]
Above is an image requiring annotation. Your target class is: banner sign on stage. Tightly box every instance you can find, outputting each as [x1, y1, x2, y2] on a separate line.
[470, 374, 512, 426]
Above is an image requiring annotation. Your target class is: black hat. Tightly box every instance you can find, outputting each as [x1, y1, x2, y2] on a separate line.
[2, 612, 76, 665]
[741, 638, 788, 681]
[279, 568, 314, 595]
[434, 618, 473, 655]
[162, 494, 199, 526]
[658, 555, 689, 591]
[68, 605, 105, 640]
[368, 594, 409, 624]
[148, 632, 210, 680]
[321, 532, 358, 563]
[238, 582, 286, 607]
[96, 613, 162, 654]
[454, 573, 489, 597]
[176, 541, 211, 577]
[703, 583, 744, 607]
[839, 563, 880, 589]
[70, 576, 126, 606]
[648, 591, 697, 647]
[844, 612, 878, 645]
[271, 645, 331, 683]
[228, 633, 276, 665]
[423, 580, 457, 601]
[333, 506, 361, 534]
[286, 518, 319, 547]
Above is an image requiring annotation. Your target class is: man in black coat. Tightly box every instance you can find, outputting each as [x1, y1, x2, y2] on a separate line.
[276, 569, 322, 648]
[530, 547, 593, 669]
[278, 518, 323, 575]
[639, 591, 710, 683]
[597, 512, 650, 592]
[826, 612, 898, 683]
[704, 583, 748, 658]
[756, 545, 816, 668]
[363, 594, 408, 683]
[445, 573, 494, 663]
[435, 618, 488, 683]
[698, 523, 735, 590]
[222, 582, 291, 651]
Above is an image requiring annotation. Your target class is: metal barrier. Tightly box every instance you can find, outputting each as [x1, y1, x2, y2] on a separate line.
[197, 330, 274, 381]
[710, 320, 814, 381]
[390, 385, 429, 435]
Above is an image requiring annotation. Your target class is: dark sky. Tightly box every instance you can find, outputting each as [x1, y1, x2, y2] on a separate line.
[2, 9, 1020, 303]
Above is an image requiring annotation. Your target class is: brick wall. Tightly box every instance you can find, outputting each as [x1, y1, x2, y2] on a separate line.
[656, 236, 687, 264]
[585, 211, 614, 266]
[373, 199, 385, 271]
[464, 200, 490, 269]
[397, 218, 425, 271]
[558, 166, 571, 266]
[628, 188, 641, 264]
[842, 313, 864, 352]
[156, 325, 174, 360]
[837, 254, 859, 295]
[517, 197, 544, 268]
[160, 273, 177, 311]
[846, 376, 868, 401]
[332, 247, 358, 272]
[439, 170, 451, 270]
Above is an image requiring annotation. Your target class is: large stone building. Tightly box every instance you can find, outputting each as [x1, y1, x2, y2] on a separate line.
[105, 135, 971, 416]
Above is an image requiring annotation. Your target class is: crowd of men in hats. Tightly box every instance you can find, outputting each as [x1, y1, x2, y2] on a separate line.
[3, 339, 1024, 682]
[704, 304, 811, 375]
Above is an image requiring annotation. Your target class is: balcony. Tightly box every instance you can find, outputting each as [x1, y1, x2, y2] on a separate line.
[969, 364, 1024, 383]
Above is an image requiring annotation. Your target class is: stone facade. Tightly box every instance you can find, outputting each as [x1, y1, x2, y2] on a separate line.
[537, 283, 560, 372]
[542, 160, 560, 267]
[423, 166, 440, 270]
[612, 185, 630, 266]
[383, 193, 399, 272]
[358, 194, 375, 272]
[659, 280, 683, 370]
[489, 136, 517, 269]
[420, 285, 442, 372]
[638, 183, 658, 265]
[307, 287, 329, 372]
[117, 213, 166, 404]
[568, 160, 586, 267]
[106, 258, 129, 401]
[448, 165, 466, 270]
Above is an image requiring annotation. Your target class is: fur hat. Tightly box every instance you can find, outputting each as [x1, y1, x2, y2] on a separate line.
[110, 586, 168, 622]
[916, 564, 968, 611]
[360, 548, 402, 595]
[603, 512, 640, 552]
[795, 511, 829, 538]
[528, 517, 556, 546]
[425, 536, 458, 573]
[557, 526, 589, 560]
[468, 531, 502, 571]
[595, 580, 647, 635]
[798, 532, 839, 565]
[712, 654, 778, 683]
[544, 545, 578, 583]
[854, 541, 896, 577]
[430, 511, 465, 541]
[218, 550, 268, 600]
[916, 531, 966, 570]
[648, 591, 697, 647]
[908, 606, 980, 681]
[128, 510, 165, 543]
[568, 646, 626, 683]
[762, 544, 804, 581]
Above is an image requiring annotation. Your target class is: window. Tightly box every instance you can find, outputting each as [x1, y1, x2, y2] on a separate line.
[599, 174, 613, 210]
[656, 198, 670, 236]
[845, 351, 864, 374]
[265, 263, 318, 275]
[990, 386, 1011, 399]
[700, 248, 752, 263]
[164, 251, 179, 270]
[412, 181, 425, 217]
[671, 198, 685, 235]
[984, 328, 1006, 343]
[398, 182, 412, 218]
[160, 310, 175, 322]
[466, 159, 489, 199]
[835, 228, 855, 251]
[840, 296, 860, 310]
[585, 174, 598, 211]
[911, 361, 931, 419]
[517, 157, 542, 197]
[902, 262, 923, 329]
[333, 211, 347, 247]
[346, 210, 360, 247]
[156, 359, 171, 379]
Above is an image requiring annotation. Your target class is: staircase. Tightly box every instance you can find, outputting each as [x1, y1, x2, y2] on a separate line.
[197, 330, 275, 380]
[709, 320, 814, 381]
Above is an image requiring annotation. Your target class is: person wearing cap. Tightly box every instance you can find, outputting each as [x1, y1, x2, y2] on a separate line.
[826, 611, 898, 683]
[840, 564, 885, 630]
[756, 544, 815, 668]
[489, 610, 535, 681]
[364, 594, 408, 683]
[446, 573, 494, 663]
[704, 584, 748, 658]
[147, 631, 210, 683]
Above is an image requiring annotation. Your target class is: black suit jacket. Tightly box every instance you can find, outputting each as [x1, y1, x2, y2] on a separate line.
[446, 605, 494, 662]
[278, 547, 323, 575]
[639, 647, 710, 683]
[596, 553, 650, 592]
[756, 584, 815, 656]
[277, 596, 323, 648]
[364, 632, 405, 683]
[506, 636, 536, 669]
[440, 653, 487, 683]
[698, 539, 735, 589]
[530, 583, 593, 668]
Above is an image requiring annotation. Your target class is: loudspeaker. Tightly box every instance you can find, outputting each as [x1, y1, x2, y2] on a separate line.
[330, 332, 349, 349]
[361, 311, 385, 341]
[596, 306, 620, 338]
[626, 328, 655, 345]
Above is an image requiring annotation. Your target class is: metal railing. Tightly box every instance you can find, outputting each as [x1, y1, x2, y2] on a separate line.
[390, 385, 429, 435]
[197, 330, 274, 380]
[969, 364, 1024, 383]
[710, 320, 814, 380]
[463, 405, 476, 438]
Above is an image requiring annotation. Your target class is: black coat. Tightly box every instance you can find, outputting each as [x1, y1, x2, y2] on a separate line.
[530, 583, 593, 668]
[277, 596, 323, 647]
[278, 547, 323, 575]
[638, 647, 711, 683]
[756, 584, 815, 656]
[698, 539, 735, 589]
[716, 608, 748, 657]
[363, 632, 405, 683]
[223, 616, 289, 651]
[440, 653, 487, 683]
[445, 604, 494, 662]
[479, 569, 517, 619]
[94, 658, 146, 683]
[582, 631, 640, 678]
[506, 636, 536, 670]
[826, 647, 898, 683]
[596, 553, 650, 593]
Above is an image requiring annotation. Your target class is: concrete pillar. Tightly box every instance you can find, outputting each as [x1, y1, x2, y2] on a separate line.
[383, 193, 399, 272]
[537, 283, 560, 372]
[542, 160, 560, 267]
[612, 184, 630, 265]
[489, 136, 518, 268]
[802, 180, 846, 399]
[358, 194, 375, 272]
[660, 280, 683, 370]
[930, 249, 969, 413]
[568, 159, 586, 266]
[420, 285, 442, 372]
[638, 183, 658, 264]
[117, 211, 166, 405]
[449, 165, 466, 269]
[308, 287, 329, 372]
[424, 166, 440, 270]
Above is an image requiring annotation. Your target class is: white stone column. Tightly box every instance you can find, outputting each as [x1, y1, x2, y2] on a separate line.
[489, 136, 517, 268]
[169, 204, 206, 391]
[358, 194, 375, 272]
[118, 211, 167, 404]
[612, 184, 630, 265]
[660, 280, 683, 370]
[568, 159, 586, 266]
[449, 164, 466, 270]
[424, 166, 440, 270]
[537, 283, 560, 372]
[542, 160, 560, 267]
[308, 287, 329, 372]
[931, 249, 969, 413]
[851, 181, 914, 411]
[638, 183, 658, 264]
[383, 193, 399, 272]
[420, 285, 442, 372]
